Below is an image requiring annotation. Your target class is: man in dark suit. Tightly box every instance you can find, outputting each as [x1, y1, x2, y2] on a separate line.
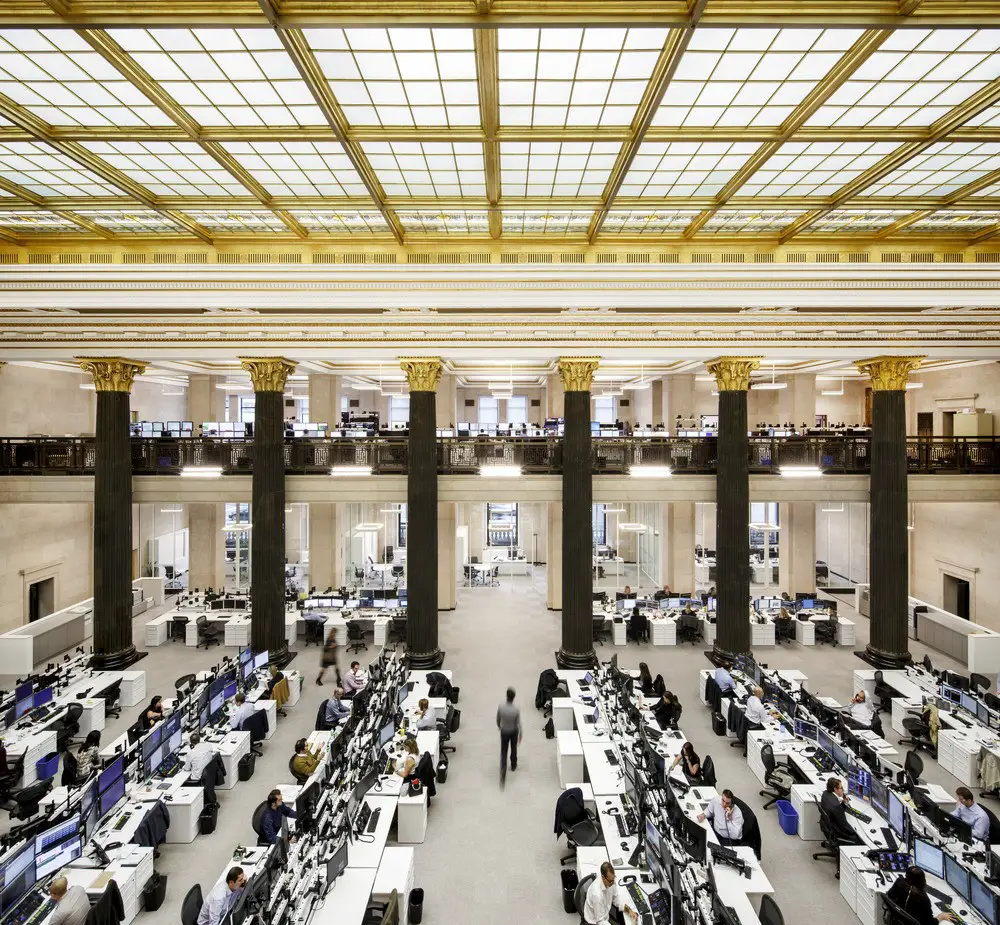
[820, 777, 863, 845]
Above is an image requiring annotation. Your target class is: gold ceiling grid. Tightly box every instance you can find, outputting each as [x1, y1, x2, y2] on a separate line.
[0, 2, 998, 244]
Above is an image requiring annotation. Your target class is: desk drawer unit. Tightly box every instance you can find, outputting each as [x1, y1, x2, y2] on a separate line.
[120, 672, 145, 707]
[751, 622, 775, 646]
[840, 848, 859, 913]
[651, 621, 676, 646]
[145, 620, 168, 647]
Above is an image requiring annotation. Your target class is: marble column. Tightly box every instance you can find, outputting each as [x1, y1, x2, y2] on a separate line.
[778, 501, 817, 597]
[77, 357, 147, 669]
[187, 374, 227, 426]
[240, 356, 295, 663]
[400, 357, 444, 668]
[189, 503, 226, 591]
[308, 374, 340, 428]
[438, 501, 457, 611]
[857, 356, 924, 668]
[309, 503, 339, 592]
[707, 357, 761, 664]
[667, 501, 696, 592]
[557, 357, 599, 668]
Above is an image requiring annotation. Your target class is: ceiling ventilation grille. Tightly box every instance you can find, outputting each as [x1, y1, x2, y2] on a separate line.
[910, 252, 934, 263]
[560, 253, 585, 263]
[975, 252, 1000, 262]
[753, 253, 774, 263]
[815, 253, 840, 263]
[218, 253, 241, 264]
[691, 253, 712, 263]
[184, 253, 207, 264]
[659, 253, 679, 264]
[942, 253, 964, 263]
[500, 253, 520, 264]
[437, 253, 463, 263]
[881, 252, 903, 263]
[468, 253, 491, 264]
[28, 253, 51, 264]
[532, 253, 553, 263]
[406, 253, 431, 264]
[596, 253, 618, 264]
[247, 253, 272, 264]
[849, 253, 869, 262]
[785, 253, 807, 262]
[340, 253, 368, 264]
[58, 253, 81, 263]
[720, 253, 744, 264]
[313, 253, 336, 264]
[153, 253, 177, 263]
[625, 253, 650, 264]
[123, 253, 146, 264]
[279, 253, 303, 263]
[89, 253, 112, 264]
[0, 252, 18, 264]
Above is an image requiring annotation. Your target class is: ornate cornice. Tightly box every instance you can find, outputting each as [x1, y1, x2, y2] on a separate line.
[76, 356, 147, 392]
[557, 357, 600, 392]
[706, 356, 762, 391]
[855, 355, 926, 390]
[399, 357, 443, 392]
[238, 356, 296, 392]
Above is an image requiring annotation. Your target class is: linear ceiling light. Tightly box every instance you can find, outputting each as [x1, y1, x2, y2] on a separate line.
[354, 522, 383, 532]
[181, 466, 223, 478]
[618, 523, 647, 532]
[330, 465, 373, 476]
[480, 465, 522, 478]
[629, 466, 673, 478]
[753, 366, 787, 391]
[222, 523, 252, 532]
[906, 382, 923, 390]
[780, 466, 823, 478]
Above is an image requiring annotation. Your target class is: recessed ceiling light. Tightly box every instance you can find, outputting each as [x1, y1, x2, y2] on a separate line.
[533, 330, 548, 336]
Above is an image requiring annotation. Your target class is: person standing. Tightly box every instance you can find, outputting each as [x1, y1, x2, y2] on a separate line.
[497, 687, 522, 785]
[316, 628, 341, 687]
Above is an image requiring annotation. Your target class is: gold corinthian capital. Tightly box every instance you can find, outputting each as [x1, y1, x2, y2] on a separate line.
[855, 356, 926, 391]
[399, 357, 443, 392]
[76, 357, 148, 393]
[557, 357, 600, 392]
[238, 357, 297, 392]
[705, 357, 763, 392]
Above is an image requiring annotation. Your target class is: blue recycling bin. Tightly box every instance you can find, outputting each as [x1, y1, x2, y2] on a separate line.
[776, 800, 798, 836]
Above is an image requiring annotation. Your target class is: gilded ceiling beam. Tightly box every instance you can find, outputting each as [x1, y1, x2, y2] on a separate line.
[970, 222, 1000, 244]
[475, 29, 502, 240]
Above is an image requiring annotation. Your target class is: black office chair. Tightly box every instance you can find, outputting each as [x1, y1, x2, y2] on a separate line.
[174, 675, 196, 698]
[558, 789, 604, 866]
[240, 710, 268, 758]
[354, 566, 365, 582]
[899, 716, 934, 756]
[922, 654, 934, 675]
[391, 565, 404, 581]
[289, 755, 308, 785]
[60, 750, 79, 787]
[882, 894, 922, 925]
[0, 750, 25, 802]
[85, 881, 123, 925]
[438, 703, 457, 755]
[574, 873, 597, 924]
[171, 613, 189, 642]
[315, 700, 332, 732]
[627, 612, 649, 644]
[304, 616, 327, 646]
[49, 702, 83, 751]
[388, 615, 407, 649]
[903, 750, 925, 791]
[196, 616, 223, 649]
[701, 755, 717, 788]
[873, 670, 894, 713]
[813, 806, 852, 878]
[982, 805, 1000, 844]
[677, 612, 702, 645]
[251, 801, 270, 846]
[758, 895, 786, 925]
[180, 884, 203, 925]
[101, 679, 123, 719]
[759, 744, 793, 810]
[972, 673, 991, 694]
[814, 614, 838, 646]
[774, 616, 795, 645]
[2, 779, 52, 820]
[346, 621, 368, 654]
[593, 617, 612, 647]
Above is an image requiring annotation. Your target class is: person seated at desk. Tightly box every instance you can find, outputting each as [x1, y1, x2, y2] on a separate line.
[744, 687, 771, 729]
[699, 789, 744, 846]
[343, 661, 368, 699]
[654, 584, 671, 601]
[394, 737, 420, 781]
[198, 867, 246, 925]
[952, 786, 990, 842]
[264, 665, 284, 697]
[670, 742, 701, 782]
[637, 663, 655, 697]
[622, 586, 632, 597]
[183, 732, 218, 783]
[228, 693, 255, 731]
[714, 665, 736, 696]
[76, 731, 101, 780]
[140, 695, 164, 731]
[627, 607, 648, 643]
[780, 591, 792, 602]
[261, 788, 296, 844]
[414, 698, 437, 731]
[820, 778, 863, 846]
[0, 738, 9, 776]
[848, 690, 875, 728]
[292, 738, 323, 779]
[324, 689, 351, 726]
[887, 867, 958, 924]
[48, 876, 91, 925]
[584, 862, 639, 925]
[654, 691, 681, 729]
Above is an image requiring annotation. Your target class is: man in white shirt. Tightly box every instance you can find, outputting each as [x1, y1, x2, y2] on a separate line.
[228, 693, 255, 731]
[848, 691, 875, 728]
[183, 732, 218, 783]
[744, 687, 770, 726]
[952, 787, 991, 842]
[583, 862, 638, 925]
[48, 877, 91, 925]
[197, 867, 246, 925]
[343, 662, 368, 699]
[700, 789, 745, 846]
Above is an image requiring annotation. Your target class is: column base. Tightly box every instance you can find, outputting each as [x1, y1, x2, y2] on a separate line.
[270, 645, 294, 669]
[708, 645, 743, 668]
[556, 647, 597, 670]
[91, 645, 145, 671]
[408, 649, 445, 670]
[858, 645, 911, 670]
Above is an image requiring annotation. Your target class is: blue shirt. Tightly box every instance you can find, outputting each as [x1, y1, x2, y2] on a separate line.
[714, 667, 735, 693]
[953, 802, 990, 842]
[261, 804, 295, 844]
[325, 698, 350, 725]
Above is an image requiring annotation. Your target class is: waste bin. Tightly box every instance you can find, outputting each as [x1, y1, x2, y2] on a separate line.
[408, 887, 424, 924]
[561, 869, 579, 914]
[36, 752, 59, 782]
[143, 873, 167, 912]
[776, 800, 798, 836]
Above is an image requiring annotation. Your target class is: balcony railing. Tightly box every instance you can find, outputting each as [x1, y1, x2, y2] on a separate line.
[0, 435, 999, 476]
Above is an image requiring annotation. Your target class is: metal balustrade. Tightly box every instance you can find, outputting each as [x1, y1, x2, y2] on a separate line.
[0, 435, 999, 476]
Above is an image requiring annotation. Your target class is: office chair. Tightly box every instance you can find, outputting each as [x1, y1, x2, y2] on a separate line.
[174, 675, 196, 698]
[388, 615, 407, 649]
[814, 613, 838, 646]
[180, 885, 203, 925]
[303, 615, 326, 647]
[2, 779, 52, 820]
[758, 895, 786, 925]
[921, 653, 935, 675]
[391, 565, 404, 580]
[438, 703, 457, 755]
[60, 750, 79, 787]
[701, 755, 717, 788]
[196, 616, 223, 649]
[50, 702, 83, 751]
[903, 750, 925, 791]
[490, 565, 501, 587]
[558, 789, 604, 866]
[171, 613, 189, 642]
[774, 616, 795, 645]
[0, 750, 26, 802]
[574, 874, 597, 924]
[813, 807, 852, 878]
[882, 894, 922, 925]
[289, 755, 308, 785]
[971, 672, 991, 694]
[982, 805, 1000, 844]
[241, 710, 268, 758]
[315, 700, 332, 733]
[873, 671, 894, 713]
[899, 717, 934, 756]
[759, 744, 794, 810]
[85, 881, 124, 925]
[251, 801, 270, 846]
[592, 617, 612, 647]
[346, 621, 368, 653]
[677, 612, 702, 645]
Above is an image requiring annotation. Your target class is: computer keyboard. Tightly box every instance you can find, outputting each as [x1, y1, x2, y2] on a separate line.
[925, 885, 949, 902]
[604, 749, 619, 766]
[113, 812, 131, 831]
[881, 828, 899, 852]
[366, 807, 381, 833]
[937, 904, 965, 924]
[356, 802, 372, 833]
[614, 810, 639, 838]
[8, 892, 53, 925]
[851, 809, 872, 824]
[626, 882, 651, 922]
[709, 843, 740, 863]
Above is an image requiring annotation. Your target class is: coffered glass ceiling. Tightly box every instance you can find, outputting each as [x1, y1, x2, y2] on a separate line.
[0, 2, 997, 245]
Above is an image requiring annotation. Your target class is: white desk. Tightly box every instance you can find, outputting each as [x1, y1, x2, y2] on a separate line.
[396, 787, 427, 844]
[372, 847, 415, 925]
[206, 730, 251, 790]
[557, 730, 584, 789]
[63, 845, 155, 925]
[581, 741, 625, 796]
[347, 793, 397, 868]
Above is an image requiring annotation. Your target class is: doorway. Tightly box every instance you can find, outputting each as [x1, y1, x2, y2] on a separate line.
[943, 574, 970, 620]
[917, 412, 933, 438]
[28, 577, 55, 622]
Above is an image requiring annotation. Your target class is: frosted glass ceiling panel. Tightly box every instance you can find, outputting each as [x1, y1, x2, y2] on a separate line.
[741, 141, 902, 197]
[398, 209, 490, 233]
[0, 209, 80, 231]
[501, 209, 593, 234]
[221, 140, 368, 197]
[620, 141, 758, 198]
[863, 142, 1000, 197]
[181, 208, 288, 232]
[604, 209, 699, 233]
[902, 209, 1000, 232]
[0, 141, 122, 197]
[701, 209, 806, 233]
[803, 209, 912, 233]
[361, 141, 485, 197]
[500, 141, 621, 197]
[290, 209, 390, 233]
[84, 209, 178, 233]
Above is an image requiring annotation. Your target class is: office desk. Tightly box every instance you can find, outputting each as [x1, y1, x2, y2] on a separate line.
[372, 847, 415, 925]
[2, 727, 57, 786]
[138, 781, 204, 843]
[186, 615, 230, 646]
[854, 668, 931, 704]
[203, 730, 251, 790]
[557, 730, 584, 789]
[572, 702, 614, 744]
[63, 845, 155, 925]
[582, 741, 625, 796]
[396, 787, 427, 844]
[713, 846, 774, 898]
[315, 868, 377, 924]
[347, 793, 397, 868]
[937, 711, 1000, 786]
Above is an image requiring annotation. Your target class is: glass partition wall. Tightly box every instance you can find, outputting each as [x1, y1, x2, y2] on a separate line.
[135, 503, 190, 591]
[592, 502, 662, 594]
[816, 501, 869, 589]
[341, 502, 407, 590]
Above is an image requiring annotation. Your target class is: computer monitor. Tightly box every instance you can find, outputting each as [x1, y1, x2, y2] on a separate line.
[945, 852, 971, 901]
[240, 657, 255, 683]
[14, 681, 33, 718]
[34, 815, 82, 878]
[254, 651, 268, 670]
[978, 701, 990, 725]
[296, 782, 319, 832]
[794, 719, 818, 741]
[870, 777, 889, 817]
[325, 841, 349, 893]
[888, 790, 907, 839]
[141, 726, 162, 762]
[98, 755, 124, 794]
[914, 838, 944, 879]
[164, 712, 182, 756]
[971, 875, 997, 925]
[32, 687, 53, 709]
[941, 685, 962, 705]
[239, 647, 252, 667]
[223, 681, 237, 701]
[848, 765, 872, 802]
[210, 599, 226, 611]
[209, 691, 224, 719]
[829, 741, 850, 773]
[378, 721, 395, 750]
[800, 599, 815, 609]
[0, 841, 37, 915]
[616, 599, 637, 611]
[80, 780, 99, 839]
[99, 775, 126, 816]
[679, 811, 707, 862]
[961, 692, 979, 716]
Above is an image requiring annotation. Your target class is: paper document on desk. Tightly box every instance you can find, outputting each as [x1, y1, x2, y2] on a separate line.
[89, 871, 116, 890]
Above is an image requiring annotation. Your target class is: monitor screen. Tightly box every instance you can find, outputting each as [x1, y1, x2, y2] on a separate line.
[254, 651, 268, 670]
[818, 728, 836, 757]
[378, 722, 395, 750]
[239, 647, 252, 667]
[941, 685, 962, 705]
[98, 756, 124, 794]
[34, 816, 82, 878]
[617, 599, 636, 611]
[32, 687, 53, 709]
[0, 841, 36, 914]
[961, 692, 979, 715]
[794, 719, 818, 741]
[80, 781, 99, 839]
[209, 692, 224, 718]
[141, 726, 162, 761]
[15, 682, 32, 702]
[397, 683, 408, 707]
[946, 852, 971, 901]
[223, 681, 237, 701]
[99, 775, 126, 817]
[240, 658, 255, 683]
[325, 841, 349, 891]
[979, 701, 990, 725]
[888, 790, 906, 839]
[914, 838, 944, 879]
[971, 876, 996, 925]
[164, 713, 182, 756]
[870, 777, 889, 817]
[848, 766, 871, 801]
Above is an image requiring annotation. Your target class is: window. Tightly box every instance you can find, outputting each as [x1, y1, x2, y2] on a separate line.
[239, 396, 255, 424]
[487, 503, 517, 547]
[299, 397, 309, 423]
[594, 396, 615, 425]
[507, 395, 528, 425]
[398, 505, 407, 548]
[389, 395, 410, 428]
[479, 395, 499, 426]
[749, 502, 779, 551]
[592, 504, 607, 547]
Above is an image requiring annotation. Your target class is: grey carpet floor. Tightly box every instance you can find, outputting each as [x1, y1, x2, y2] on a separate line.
[3, 571, 988, 925]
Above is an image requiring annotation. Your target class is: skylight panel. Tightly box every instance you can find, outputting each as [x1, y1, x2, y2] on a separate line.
[83, 209, 179, 233]
[862, 142, 1000, 197]
[700, 209, 805, 233]
[106, 28, 325, 126]
[802, 209, 912, 233]
[902, 210, 1000, 232]
[806, 28, 1000, 128]
[604, 210, 699, 234]
[0, 141, 122, 197]
[79, 141, 247, 198]
[181, 209, 289, 233]
[619, 141, 758, 198]
[307, 28, 479, 127]
[290, 209, 391, 234]
[0, 210, 81, 232]
[740, 141, 902, 197]
[397, 210, 490, 234]
[500, 141, 621, 198]
[655, 28, 862, 128]
[361, 141, 485, 197]
[498, 27, 669, 127]
[501, 210, 593, 234]
[0, 29, 175, 127]
[220, 141, 369, 197]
